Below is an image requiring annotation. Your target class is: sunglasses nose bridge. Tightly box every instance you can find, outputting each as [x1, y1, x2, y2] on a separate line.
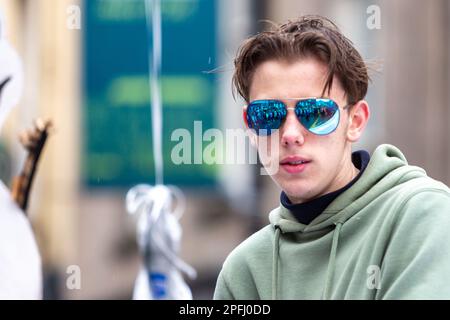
[284, 107, 298, 121]
[280, 107, 307, 145]
[284, 107, 306, 131]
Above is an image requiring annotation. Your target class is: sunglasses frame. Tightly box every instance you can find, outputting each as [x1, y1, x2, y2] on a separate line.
[243, 97, 352, 136]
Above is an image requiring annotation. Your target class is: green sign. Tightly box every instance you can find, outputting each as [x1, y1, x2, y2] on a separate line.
[82, 0, 217, 187]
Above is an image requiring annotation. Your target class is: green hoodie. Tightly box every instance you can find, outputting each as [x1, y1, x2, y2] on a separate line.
[214, 144, 450, 299]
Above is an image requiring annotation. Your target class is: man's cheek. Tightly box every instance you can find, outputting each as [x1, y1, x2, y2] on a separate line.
[258, 132, 281, 176]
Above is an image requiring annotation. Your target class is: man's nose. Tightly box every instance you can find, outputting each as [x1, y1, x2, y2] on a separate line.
[280, 109, 306, 147]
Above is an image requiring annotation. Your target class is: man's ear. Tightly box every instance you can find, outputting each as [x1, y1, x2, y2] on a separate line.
[346, 100, 370, 142]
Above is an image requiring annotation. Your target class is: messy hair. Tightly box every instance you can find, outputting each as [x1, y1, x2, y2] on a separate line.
[233, 15, 370, 104]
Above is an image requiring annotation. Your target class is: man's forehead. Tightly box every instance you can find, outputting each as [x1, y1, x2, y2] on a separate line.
[255, 58, 329, 76]
[249, 58, 344, 100]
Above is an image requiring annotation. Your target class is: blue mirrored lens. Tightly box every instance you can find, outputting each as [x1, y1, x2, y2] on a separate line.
[295, 98, 339, 135]
[246, 100, 286, 135]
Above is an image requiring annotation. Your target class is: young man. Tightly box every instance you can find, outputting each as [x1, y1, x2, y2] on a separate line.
[214, 15, 450, 299]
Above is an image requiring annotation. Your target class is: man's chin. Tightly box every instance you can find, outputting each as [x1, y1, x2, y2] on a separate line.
[280, 184, 318, 204]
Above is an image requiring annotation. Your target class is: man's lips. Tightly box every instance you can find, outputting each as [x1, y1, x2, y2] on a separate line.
[280, 156, 311, 174]
[280, 155, 311, 165]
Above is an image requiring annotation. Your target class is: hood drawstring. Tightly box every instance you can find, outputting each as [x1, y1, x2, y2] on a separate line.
[323, 222, 343, 299]
[272, 226, 281, 300]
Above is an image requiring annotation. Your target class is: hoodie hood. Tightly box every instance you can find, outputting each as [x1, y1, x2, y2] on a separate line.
[268, 144, 427, 299]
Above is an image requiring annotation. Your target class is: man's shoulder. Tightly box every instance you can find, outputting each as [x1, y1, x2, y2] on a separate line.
[394, 174, 450, 206]
[359, 174, 450, 234]
[403, 172, 449, 191]
[222, 224, 274, 270]
[380, 172, 450, 207]
[214, 224, 274, 300]
[389, 175, 450, 225]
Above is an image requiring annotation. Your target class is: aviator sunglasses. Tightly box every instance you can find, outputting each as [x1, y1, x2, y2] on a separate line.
[244, 97, 351, 136]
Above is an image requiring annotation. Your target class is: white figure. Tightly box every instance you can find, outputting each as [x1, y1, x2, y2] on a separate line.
[0, 12, 42, 299]
[0, 14, 23, 131]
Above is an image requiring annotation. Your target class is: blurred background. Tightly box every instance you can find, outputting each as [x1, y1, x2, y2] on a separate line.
[0, 0, 449, 299]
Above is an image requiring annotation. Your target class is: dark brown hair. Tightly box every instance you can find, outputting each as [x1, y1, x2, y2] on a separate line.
[233, 15, 370, 104]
